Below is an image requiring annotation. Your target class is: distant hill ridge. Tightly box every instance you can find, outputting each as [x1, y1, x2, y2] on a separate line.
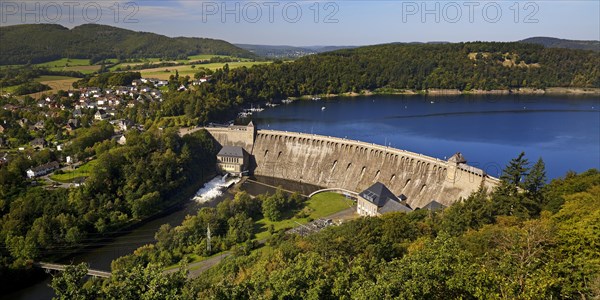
[519, 37, 599, 51]
[237, 37, 599, 59]
[0, 24, 256, 65]
[234, 44, 358, 58]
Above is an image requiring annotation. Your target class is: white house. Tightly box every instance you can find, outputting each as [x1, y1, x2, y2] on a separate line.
[26, 161, 59, 178]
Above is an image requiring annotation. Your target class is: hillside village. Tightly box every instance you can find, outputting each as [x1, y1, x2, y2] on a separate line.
[0, 75, 211, 180]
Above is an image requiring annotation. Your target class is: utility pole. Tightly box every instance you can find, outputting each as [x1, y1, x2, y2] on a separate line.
[206, 224, 212, 253]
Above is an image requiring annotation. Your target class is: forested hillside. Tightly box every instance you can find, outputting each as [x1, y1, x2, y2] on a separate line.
[0, 24, 255, 65]
[189, 161, 600, 299]
[48, 157, 600, 299]
[0, 127, 217, 293]
[212, 42, 599, 97]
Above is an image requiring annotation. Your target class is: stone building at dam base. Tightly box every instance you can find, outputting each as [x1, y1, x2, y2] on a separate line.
[196, 122, 500, 209]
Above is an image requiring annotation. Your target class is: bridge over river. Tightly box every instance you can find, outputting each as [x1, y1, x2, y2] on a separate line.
[34, 262, 111, 278]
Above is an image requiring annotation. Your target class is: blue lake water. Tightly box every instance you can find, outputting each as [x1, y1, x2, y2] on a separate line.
[252, 95, 600, 180]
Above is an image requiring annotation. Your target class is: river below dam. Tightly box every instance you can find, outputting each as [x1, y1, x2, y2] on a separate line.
[6, 94, 599, 299]
[252, 94, 600, 179]
[5, 175, 320, 299]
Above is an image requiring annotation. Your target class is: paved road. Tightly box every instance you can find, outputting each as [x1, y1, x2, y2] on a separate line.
[41, 162, 85, 189]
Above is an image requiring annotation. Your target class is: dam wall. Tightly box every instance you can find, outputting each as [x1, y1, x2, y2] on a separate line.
[251, 130, 500, 208]
[196, 124, 500, 209]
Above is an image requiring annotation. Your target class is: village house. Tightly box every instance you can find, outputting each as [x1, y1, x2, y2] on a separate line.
[3, 104, 19, 112]
[33, 121, 45, 131]
[116, 135, 127, 145]
[65, 119, 80, 131]
[26, 161, 59, 178]
[115, 87, 129, 95]
[0, 153, 9, 164]
[106, 109, 117, 117]
[108, 97, 121, 106]
[85, 101, 97, 109]
[357, 182, 412, 217]
[17, 118, 28, 128]
[112, 119, 134, 132]
[192, 77, 210, 85]
[30, 137, 47, 150]
[150, 89, 162, 97]
[95, 109, 108, 121]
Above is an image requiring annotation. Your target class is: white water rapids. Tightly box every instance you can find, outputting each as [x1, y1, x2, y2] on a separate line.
[192, 175, 240, 203]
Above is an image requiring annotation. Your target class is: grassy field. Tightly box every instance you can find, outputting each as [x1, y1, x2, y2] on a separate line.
[25, 75, 79, 98]
[186, 54, 237, 61]
[254, 192, 356, 240]
[0, 84, 19, 94]
[140, 61, 270, 79]
[35, 58, 100, 74]
[50, 160, 98, 183]
[36, 58, 91, 68]
[2, 75, 78, 97]
[0, 58, 99, 74]
[110, 55, 257, 73]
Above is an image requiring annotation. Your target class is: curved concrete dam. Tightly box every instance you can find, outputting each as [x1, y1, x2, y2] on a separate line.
[195, 124, 500, 208]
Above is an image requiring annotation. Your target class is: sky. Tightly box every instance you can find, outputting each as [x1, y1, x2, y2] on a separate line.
[1, 1, 599, 46]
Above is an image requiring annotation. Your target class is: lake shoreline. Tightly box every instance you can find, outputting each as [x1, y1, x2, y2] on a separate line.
[292, 87, 600, 99]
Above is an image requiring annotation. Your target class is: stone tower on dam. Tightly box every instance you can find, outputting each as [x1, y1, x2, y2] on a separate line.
[202, 123, 500, 208]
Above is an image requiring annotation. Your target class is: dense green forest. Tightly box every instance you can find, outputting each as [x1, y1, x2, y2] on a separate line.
[47, 153, 600, 299]
[0, 126, 217, 293]
[211, 42, 599, 96]
[0, 24, 255, 65]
